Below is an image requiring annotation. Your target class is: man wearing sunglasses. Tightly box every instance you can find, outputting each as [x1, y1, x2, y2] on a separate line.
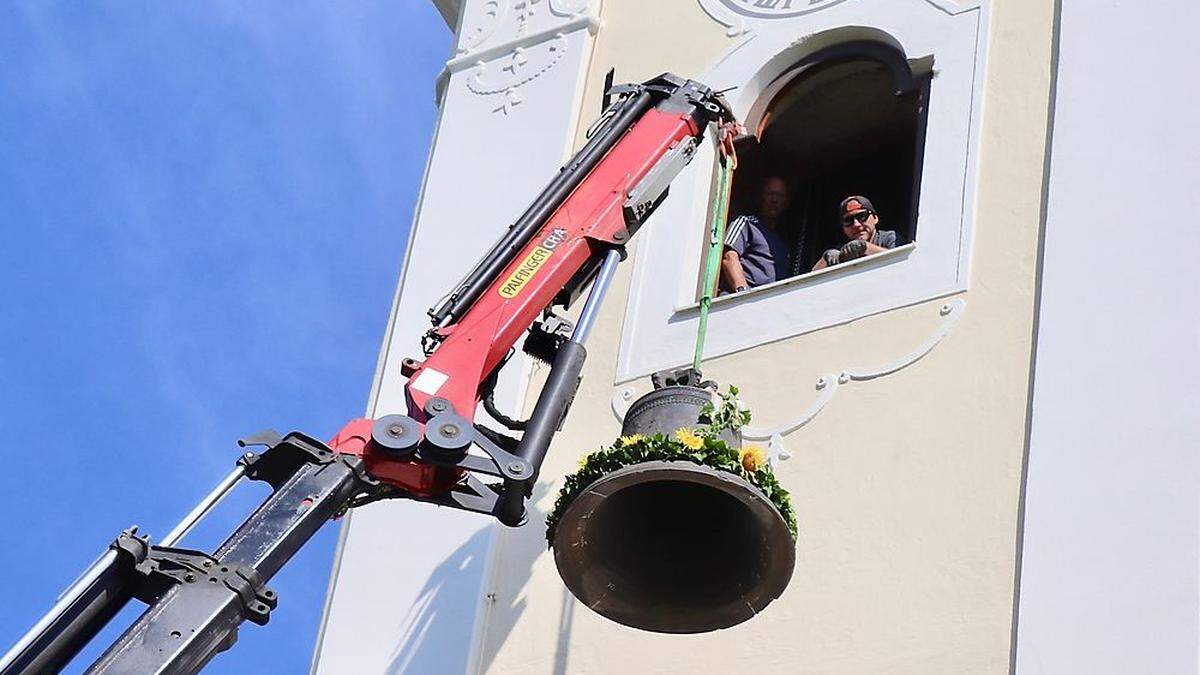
[811, 195, 899, 271]
[721, 176, 794, 292]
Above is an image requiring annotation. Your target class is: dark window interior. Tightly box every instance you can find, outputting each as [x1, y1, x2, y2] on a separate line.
[724, 50, 931, 280]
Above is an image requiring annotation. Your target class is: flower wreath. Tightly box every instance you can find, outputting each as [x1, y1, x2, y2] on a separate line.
[546, 385, 797, 545]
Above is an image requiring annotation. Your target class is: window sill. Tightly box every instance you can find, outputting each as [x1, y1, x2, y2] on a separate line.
[674, 241, 917, 314]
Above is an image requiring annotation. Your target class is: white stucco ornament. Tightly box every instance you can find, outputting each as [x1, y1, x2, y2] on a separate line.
[459, 0, 507, 53]
[467, 34, 567, 114]
[611, 298, 967, 462]
[718, 0, 849, 18]
[448, 0, 597, 114]
[548, 0, 589, 17]
[699, 0, 852, 36]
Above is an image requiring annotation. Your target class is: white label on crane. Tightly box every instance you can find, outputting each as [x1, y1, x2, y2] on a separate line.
[410, 368, 449, 396]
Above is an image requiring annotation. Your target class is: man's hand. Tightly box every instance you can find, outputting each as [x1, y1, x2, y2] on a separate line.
[839, 239, 868, 262]
[863, 241, 890, 255]
[716, 121, 744, 165]
[839, 239, 890, 263]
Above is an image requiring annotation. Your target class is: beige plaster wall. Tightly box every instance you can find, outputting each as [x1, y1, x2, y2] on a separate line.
[479, 0, 1053, 672]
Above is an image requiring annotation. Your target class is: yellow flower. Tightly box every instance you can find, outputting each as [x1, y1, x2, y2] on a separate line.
[577, 454, 590, 470]
[617, 434, 644, 447]
[675, 427, 705, 450]
[739, 445, 766, 472]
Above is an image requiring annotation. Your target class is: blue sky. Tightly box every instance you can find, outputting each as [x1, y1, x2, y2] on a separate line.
[0, 3, 449, 672]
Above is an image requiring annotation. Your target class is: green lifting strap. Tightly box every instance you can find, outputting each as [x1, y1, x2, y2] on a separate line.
[693, 152, 735, 371]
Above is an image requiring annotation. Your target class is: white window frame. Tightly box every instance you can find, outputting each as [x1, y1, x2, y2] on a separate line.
[615, 0, 988, 382]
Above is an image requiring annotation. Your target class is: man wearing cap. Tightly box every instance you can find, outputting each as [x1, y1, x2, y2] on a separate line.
[811, 195, 899, 271]
[720, 176, 793, 292]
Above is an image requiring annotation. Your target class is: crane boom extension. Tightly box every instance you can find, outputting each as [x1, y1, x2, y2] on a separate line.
[0, 73, 733, 675]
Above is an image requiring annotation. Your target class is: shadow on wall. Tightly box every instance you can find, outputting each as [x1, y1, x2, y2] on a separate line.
[477, 481, 579, 675]
[382, 482, 572, 674]
[384, 524, 492, 674]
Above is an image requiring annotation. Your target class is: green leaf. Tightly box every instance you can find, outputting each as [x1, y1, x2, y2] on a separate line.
[546, 389, 798, 544]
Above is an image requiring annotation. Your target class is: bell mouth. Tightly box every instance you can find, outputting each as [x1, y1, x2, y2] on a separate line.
[552, 460, 795, 634]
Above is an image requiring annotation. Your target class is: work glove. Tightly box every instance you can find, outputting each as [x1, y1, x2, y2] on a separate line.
[839, 239, 868, 262]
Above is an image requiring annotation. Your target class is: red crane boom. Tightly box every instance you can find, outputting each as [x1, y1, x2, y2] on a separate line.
[0, 74, 733, 675]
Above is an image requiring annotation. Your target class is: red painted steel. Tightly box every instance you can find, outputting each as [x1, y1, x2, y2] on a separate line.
[328, 418, 459, 497]
[411, 108, 698, 415]
[330, 106, 702, 495]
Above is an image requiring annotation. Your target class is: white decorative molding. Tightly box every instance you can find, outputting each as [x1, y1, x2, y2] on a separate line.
[699, 0, 853, 36]
[609, 386, 638, 421]
[716, 0, 852, 19]
[697, 0, 753, 38]
[439, 6, 600, 113]
[611, 298, 966, 461]
[456, 0, 596, 56]
[513, 0, 536, 37]
[920, 0, 979, 16]
[549, 0, 589, 18]
[466, 34, 568, 114]
[839, 298, 963, 383]
[617, 0, 989, 380]
[459, 0, 508, 54]
[698, 0, 976, 36]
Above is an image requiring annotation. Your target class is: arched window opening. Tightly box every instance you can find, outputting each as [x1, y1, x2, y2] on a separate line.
[716, 43, 931, 293]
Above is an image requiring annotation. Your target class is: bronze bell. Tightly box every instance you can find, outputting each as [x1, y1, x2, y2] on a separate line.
[552, 384, 796, 633]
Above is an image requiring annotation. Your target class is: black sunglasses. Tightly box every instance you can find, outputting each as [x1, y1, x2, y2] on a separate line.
[841, 210, 873, 226]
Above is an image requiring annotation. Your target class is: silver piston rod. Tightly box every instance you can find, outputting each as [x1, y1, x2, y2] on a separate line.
[0, 464, 245, 675]
[571, 248, 622, 345]
[497, 248, 623, 525]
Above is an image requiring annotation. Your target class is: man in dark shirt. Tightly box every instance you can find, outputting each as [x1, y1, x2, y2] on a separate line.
[811, 195, 899, 271]
[720, 176, 793, 292]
